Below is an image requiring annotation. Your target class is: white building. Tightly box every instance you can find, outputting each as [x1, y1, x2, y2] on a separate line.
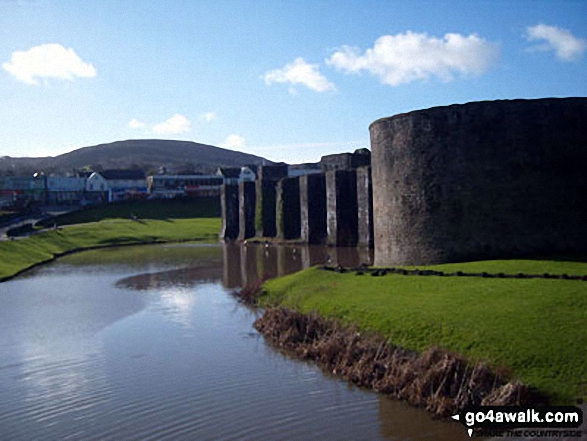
[215, 166, 256, 185]
[147, 174, 224, 198]
[86, 170, 148, 202]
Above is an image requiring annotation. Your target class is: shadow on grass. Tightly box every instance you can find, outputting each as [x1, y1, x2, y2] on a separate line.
[525, 254, 587, 263]
[98, 236, 155, 245]
[38, 198, 221, 227]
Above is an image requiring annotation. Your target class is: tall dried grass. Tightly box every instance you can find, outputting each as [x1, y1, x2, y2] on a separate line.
[254, 307, 541, 417]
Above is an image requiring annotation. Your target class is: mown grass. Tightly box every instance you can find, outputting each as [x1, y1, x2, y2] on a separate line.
[402, 258, 587, 277]
[261, 260, 587, 404]
[0, 218, 220, 280]
[37, 198, 220, 227]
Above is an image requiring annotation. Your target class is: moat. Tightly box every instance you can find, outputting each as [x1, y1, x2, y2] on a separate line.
[0, 243, 471, 440]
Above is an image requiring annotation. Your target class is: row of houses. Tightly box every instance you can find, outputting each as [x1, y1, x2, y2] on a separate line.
[0, 166, 258, 208]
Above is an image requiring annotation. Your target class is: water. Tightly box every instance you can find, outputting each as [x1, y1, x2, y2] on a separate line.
[0, 243, 471, 440]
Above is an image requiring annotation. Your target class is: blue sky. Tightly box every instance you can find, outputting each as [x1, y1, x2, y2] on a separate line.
[1, 0, 586, 164]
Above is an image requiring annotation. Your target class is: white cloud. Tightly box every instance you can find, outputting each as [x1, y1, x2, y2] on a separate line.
[326, 31, 499, 86]
[221, 134, 246, 150]
[2, 43, 96, 85]
[152, 114, 191, 134]
[263, 57, 336, 92]
[201, 112, 217, 122]
[128, 118, 146, 129]
[525, 24, 586, 61]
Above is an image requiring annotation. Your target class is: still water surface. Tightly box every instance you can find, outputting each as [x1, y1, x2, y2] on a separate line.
[0, 243, 471, 440]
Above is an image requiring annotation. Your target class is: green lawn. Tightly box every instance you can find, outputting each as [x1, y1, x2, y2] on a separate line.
[402, 258, 587, 277]
[37, 198, 220, 227]
[0, 217, 221, 280]
[261, 260, 587, 404]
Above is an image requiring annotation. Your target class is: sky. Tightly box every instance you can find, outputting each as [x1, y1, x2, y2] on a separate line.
[0, 0, 586, 164]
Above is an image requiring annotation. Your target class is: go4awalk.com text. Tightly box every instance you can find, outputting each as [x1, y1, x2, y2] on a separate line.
[451, 405, 583, 438]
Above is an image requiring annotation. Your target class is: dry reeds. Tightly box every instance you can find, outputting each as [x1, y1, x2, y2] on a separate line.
[254, 307, 539, 417]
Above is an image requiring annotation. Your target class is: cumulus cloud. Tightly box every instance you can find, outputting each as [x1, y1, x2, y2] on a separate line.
[152, 114, 192, 135]
[263, 57, 336, 92]
[525, 24, 586, 61]
[221, 134, 246, 150]
[128, 118, 146, 129]
[201, 112, 217, 122]
[2, 43, 96, 85]
[326, 31, 499, 86]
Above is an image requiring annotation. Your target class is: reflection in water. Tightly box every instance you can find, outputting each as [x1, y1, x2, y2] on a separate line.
[113, 242, 350, 292]
[0, 243, 474, 441]
[240, 244, 258, 287]
[222, 243, 373, 289]
[378, 396, 473, 440]
[222, 243, 242, 289]
[51, 243, 222, 270]
[116, 265, 223, 291]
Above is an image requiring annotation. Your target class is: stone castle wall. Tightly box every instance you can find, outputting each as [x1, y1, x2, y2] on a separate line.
[370, 97, 587, 265]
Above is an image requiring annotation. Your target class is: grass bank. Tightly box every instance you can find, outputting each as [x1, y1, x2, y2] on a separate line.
[37, 198, 220, 227]
[260, 259, 587, 404]
[1, 213, 220, 281]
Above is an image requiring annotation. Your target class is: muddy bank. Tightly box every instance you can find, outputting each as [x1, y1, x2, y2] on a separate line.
[254, 308, 543, 418]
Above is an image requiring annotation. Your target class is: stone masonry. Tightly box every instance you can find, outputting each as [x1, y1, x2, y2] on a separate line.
[276, 177, 301, 240]
[356, 166, 373, 247]
[255, 165, 288, 238]
[238, 181, 256, 241]
[370, 97, 587, 265]
[326, 169, 358, 246]
[220, 183, 239, 241]
[299, 173, 327, 244]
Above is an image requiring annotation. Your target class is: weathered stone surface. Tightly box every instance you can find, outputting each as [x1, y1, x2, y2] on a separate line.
[257, 164, 288, 181]
[326, 170, 358, 246]
[238, 181, 256, 241]
[276, 177, 301, 240]
[321, 149, 371, 172]
[370, 97, 587, 266]
[220, 184, 239, 241]
[299, 173, 327, 244]
[356, 166, 373, 247]
[255, 179, 278, 237]
[255, 165, 289, 238]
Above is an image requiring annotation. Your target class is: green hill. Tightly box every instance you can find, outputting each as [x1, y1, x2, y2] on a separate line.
[0, 139, 273, 175]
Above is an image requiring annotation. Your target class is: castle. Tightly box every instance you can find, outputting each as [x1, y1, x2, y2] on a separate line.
[221, 97, 587, 266]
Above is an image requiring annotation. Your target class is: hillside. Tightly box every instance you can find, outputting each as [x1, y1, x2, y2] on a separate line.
[0, 139, 273, 175]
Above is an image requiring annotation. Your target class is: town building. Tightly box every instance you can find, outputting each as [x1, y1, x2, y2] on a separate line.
[46, 176, 87, 204]
[86, 170, 148, 202]
[147, 174, 224, 198]
[215, 166, 256, 185]
[0, 175, 47, 205]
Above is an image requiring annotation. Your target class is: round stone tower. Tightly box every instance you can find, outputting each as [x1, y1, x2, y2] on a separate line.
[370, 97, 587, 266]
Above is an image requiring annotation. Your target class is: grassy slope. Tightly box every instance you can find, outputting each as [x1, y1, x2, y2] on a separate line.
[403, 258, 587, 276]
[262, 260, 587, 403]
[1, 199, 221, 280]
[37, 198, 220, 227]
